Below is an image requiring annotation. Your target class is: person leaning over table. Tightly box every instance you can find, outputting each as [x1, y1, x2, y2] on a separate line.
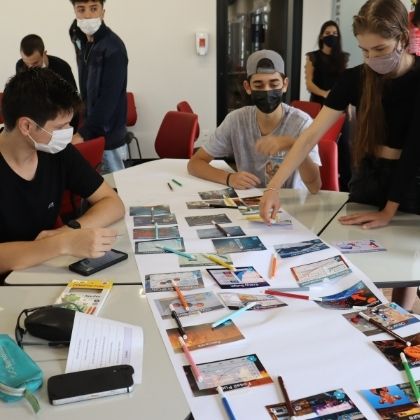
[188, 49, 321, 193]
[0, 68, 125, 282]
[259, 0, 420, 310]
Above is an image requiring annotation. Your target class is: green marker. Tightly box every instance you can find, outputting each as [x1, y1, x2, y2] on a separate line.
[400, 352, 420, 403]
[171, 178, 183, 187]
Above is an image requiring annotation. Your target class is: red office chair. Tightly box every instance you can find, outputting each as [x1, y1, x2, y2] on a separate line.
[291, 100, 322, 119]
[176, 100, 200, 141]
[320, 113, 346, 143]
[155, 111, 198, 158]
[125, 92, 142, 164]
[318, 140, 339, 191]
[59, 137, 105, 220]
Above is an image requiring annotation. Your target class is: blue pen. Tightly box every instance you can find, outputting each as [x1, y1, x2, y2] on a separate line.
[212, 301, 256, 328]
[217, 386, 237, 420]
[156, 245, 197, 261]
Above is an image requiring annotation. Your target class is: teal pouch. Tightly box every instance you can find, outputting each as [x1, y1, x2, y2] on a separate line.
[0, 334, 43, 412]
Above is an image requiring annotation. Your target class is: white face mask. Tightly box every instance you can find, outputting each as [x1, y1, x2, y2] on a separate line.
[28, 123, 74, 154]
[77, 18, 102, 36]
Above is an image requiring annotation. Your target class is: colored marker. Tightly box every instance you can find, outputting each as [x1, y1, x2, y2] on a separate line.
[169, 304, 187, 340]
[172, 279, 190, 312]
[269, 253, 278, 279]
[172, 178, 183, 187]
[203, 254, 235, 270]
[358, 312, 411, 346]
[212, 220, 231, 237]
[156, 245, 197, 261]
[278, 376, 297, 420]
[178, 336, 203, 382]
[154, 222, 159, 239]
[167, 182, 174, 191]
[208, 204, 238, 209]
[400, 352, 420, 404]
[265, 289, 322, 301]
[223, 195, 237, 208]
[212, 301, 257, 328]
[217, 386, 237, 420]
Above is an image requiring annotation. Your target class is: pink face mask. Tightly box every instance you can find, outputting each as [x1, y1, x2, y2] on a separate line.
[365, 47, 403, 75]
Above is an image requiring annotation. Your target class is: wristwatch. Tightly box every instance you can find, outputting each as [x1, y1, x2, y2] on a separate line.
[67, 219, 81, 229]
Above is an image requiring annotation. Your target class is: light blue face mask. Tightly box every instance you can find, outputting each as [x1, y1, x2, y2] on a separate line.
[28, 122, 73, 154]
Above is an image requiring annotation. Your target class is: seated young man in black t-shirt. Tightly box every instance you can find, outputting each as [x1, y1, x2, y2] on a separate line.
[0, 68, 125, 276]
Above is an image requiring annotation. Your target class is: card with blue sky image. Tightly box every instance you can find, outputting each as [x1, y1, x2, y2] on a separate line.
[207, 266, 269, 289]
[274, 239, 329, 258]
[144, 270, 204, 293]
[212, 236, 266, 254]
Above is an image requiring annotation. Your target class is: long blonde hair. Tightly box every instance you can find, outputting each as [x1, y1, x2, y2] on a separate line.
[352, 0, 409, 166]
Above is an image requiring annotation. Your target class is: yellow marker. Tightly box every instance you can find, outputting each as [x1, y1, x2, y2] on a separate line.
[203, 254, 235, 270]
[223, 195, 237, 208]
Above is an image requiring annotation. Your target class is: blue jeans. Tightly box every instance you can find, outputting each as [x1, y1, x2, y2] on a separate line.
[101, 144, 128, 174]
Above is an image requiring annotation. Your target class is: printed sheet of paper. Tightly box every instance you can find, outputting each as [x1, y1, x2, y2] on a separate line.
[212, 236, 266, 254]
[129, 204, 170, 216]
[198, 187, 238, 200]
[66, 312, 143, 384]
[144, 270, 204, 293]
[332, 239, 386, 254]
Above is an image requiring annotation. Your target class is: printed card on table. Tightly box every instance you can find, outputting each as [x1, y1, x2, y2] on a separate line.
[135, 238, 185, 254]
[274, 238, 329, 258]
[133, 226, 180, 241]
[166, 321, 244, 352]
[373, 332, 420, 371]
[342, 302, 420, 336]
[144, 270, 204, 293]
[266, 388, 364, 420]
[133, 213, 177, 226]
[212, 236, 266, 254]
[332, 239, 386, 254]
[206, 266, 269, 289]
[154, 291, 224, 319]
[129, 204, 170, 216]
[178, 253, 234, 268]
[218, 292, 287, 310]
[291, 255, 351, 287]
[183, 354, 272, 397]
[196, 226, 245, 239]
[186, 199, 226, 209]
[361, 382, 420, 419]
[185, 214, 231, 227]
[316, 280, 381, 310]
[198, 187, 238, 200]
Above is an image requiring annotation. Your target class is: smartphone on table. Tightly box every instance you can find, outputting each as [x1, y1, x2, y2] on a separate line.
[68, 249, 128, 276]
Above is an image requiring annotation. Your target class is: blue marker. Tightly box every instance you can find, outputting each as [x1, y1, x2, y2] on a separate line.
[217, 386, 237, 420]
[155, 245, 196, 261]
[212, 301, 256, 328]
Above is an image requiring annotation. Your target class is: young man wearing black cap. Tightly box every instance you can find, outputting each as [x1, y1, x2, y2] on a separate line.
[188, 50, 321, 192]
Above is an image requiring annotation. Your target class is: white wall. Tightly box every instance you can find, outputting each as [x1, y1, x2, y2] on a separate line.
[0, 0, 217, 158]
[300, 0, 334, 100]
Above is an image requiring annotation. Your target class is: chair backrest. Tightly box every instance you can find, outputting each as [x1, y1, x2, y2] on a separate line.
[59, 137, 105, 219]
[176, 100, 200, 140]
[318, 140, 339, 191]
[126, 92, 137, 127]
[155, 111, 198, 159]
[0, 92, 4, 125]
[291, 100, 322, 119]
[320, 113, 346, 143]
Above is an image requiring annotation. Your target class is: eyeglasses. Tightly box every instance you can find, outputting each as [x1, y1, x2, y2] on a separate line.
[15, 303, 81, 348]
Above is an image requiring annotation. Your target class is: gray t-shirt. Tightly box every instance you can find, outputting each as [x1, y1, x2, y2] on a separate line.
[203, 104, 321, 189]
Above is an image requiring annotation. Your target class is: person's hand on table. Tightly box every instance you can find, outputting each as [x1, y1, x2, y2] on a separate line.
[228, 172, 260, 189]
[259, 188, 281, 225]
[338, 210, 393, 229]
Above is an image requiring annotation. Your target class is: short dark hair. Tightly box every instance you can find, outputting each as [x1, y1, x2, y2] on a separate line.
[70, 0, 105, 5]
[1, 68, 81, 131]
[20, 34, 45, 56]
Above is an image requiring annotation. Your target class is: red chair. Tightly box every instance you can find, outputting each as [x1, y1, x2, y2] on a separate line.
[320, 113, 346, 143]
[155, 111, 198, 158]
[291, 100, 322, 119]
[125, 92, 142, 163]
[318, 140, 339, 191]
[176, 100, 200, 141]
[59, 137, 105, 219]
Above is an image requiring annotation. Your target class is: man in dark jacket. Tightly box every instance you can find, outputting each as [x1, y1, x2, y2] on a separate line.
[69, 0, 128, 173]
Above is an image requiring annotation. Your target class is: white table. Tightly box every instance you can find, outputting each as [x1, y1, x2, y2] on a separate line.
[320, 202, 420, 287]
[0, 285, 190, 420]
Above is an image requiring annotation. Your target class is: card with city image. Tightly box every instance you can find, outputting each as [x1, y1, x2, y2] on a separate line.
[144, 270, 204, 293]
[207, 266, 269, 289]
[133, 226, 180, 241]
[134, 238, 185, 254]
[274, 238, 329, 258]
[185, 214, 232, 227]
[196, 226, 246, 239]
[133, 213, 177, 226]
[218, 292, 287, 310]
[129, 204, 170, 216]
[198, 187, 238, 200]
[212, 236, 266, 254]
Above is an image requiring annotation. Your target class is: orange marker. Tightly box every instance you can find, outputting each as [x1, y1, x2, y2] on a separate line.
[171, 279, 190, 312]
[269, 253, 278, 279]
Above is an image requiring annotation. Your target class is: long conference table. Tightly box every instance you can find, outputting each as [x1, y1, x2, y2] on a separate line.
[2, 159, 420, 419]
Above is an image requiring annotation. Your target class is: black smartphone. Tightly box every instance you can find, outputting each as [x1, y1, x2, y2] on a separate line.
[68, 249, 128, 276]
[47, 365, 134, 405]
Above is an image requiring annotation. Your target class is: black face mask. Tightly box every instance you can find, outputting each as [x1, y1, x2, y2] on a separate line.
[251, 89, 283, 114]
[323, 35, 338, 48]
